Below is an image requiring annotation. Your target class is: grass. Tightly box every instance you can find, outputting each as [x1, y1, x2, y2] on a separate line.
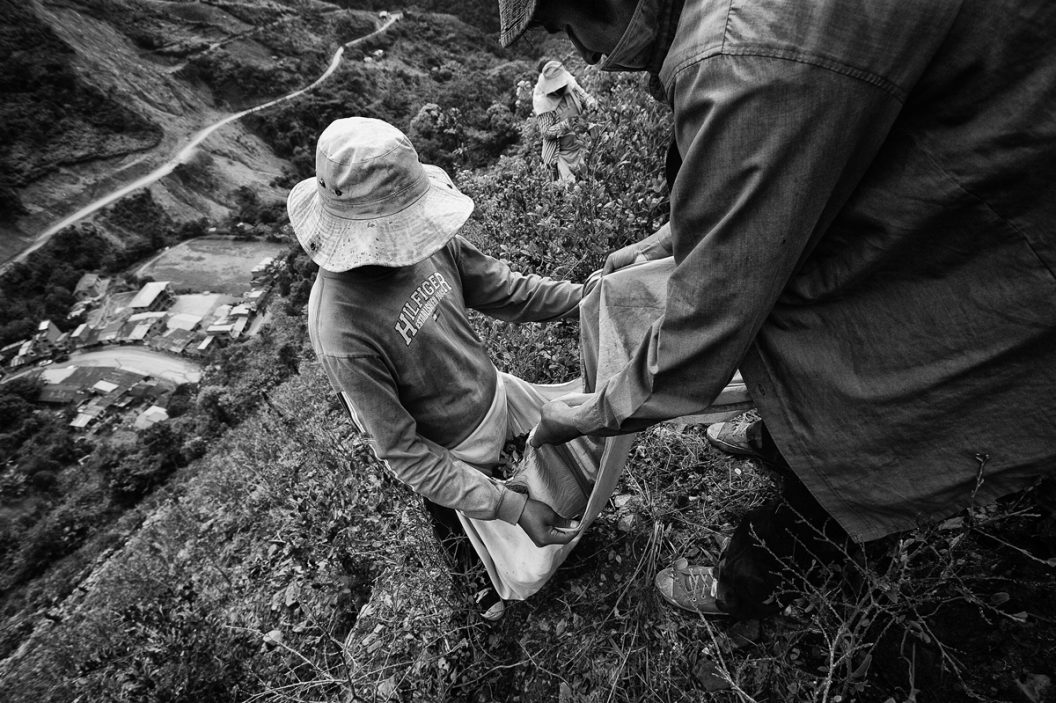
[3, 334, 1052, 702]
[316, 424, 1056, 696]
[246, 414, 1056, 703]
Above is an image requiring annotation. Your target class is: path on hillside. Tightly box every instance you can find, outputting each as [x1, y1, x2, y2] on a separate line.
[9, 12, 401, 266]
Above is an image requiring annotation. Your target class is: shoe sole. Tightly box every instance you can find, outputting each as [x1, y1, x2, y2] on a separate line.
[706, 434, 762, 459]
[481, 602, 505, 621]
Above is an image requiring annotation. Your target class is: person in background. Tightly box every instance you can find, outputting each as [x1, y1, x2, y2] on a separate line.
[288, 117, 580, 620]
[495, 0, 1056, 618]
[532, 58, 598, 181]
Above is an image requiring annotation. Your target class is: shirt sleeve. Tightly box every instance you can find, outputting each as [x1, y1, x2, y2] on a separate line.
[454, 235, 584, 322]
[573, 54, 905, 434]
[634, 222, 674, 260]
[535, 109, 563, 159]
[540, 114, 571, 139]
[320, 352, 527, 523]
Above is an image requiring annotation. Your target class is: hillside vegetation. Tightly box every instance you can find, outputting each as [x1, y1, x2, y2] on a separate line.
[1, 5, 1054, 703]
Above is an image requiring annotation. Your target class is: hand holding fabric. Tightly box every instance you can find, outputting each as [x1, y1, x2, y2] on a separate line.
[517, 497, 578, 546]
[602, 223, 673, 274]
[531, 393, 593, 447]
[601, 243, 648, 274]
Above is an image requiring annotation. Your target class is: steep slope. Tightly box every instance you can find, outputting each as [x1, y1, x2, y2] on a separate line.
[0, 0, 372, 263]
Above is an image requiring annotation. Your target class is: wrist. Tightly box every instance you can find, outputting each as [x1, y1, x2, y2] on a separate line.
[497, 486, 529, 524]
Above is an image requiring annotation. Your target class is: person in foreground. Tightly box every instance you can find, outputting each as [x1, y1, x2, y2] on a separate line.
[496, 0, 1056, 618]
[288, 117, 580, 619]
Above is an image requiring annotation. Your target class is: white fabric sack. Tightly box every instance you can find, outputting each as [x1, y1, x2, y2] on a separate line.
[452, 256, 754, 601]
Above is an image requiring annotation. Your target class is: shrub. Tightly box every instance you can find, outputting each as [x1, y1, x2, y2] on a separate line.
[105, 424, 187, 505]
[461, 69, 671, 279]
[6, 488, 104, 587]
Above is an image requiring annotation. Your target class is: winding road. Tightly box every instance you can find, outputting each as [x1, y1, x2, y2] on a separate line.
[11, 13, 401, 265]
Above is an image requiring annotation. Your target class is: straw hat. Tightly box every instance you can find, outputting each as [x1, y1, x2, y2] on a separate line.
[287, 117, 473, 271]
[498, 0, 539, 47]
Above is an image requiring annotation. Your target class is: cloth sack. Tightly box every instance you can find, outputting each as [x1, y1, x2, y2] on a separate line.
[448, 255, 753, 601]
[582, 256, 754, 424]
[452, 373, 628, 601]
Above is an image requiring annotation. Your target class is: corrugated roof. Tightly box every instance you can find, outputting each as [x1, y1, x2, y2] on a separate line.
[92, 380, 119, 394]
[130, 281, 171, 308]
[134, 404, 169, 430]
[167, 313, 202, 331]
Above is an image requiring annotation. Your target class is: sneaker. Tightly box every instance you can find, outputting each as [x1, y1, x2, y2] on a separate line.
[476, 588, 505, 621]
[706, 417, 763, 458]
[482, 600, 506, 621]
[654, 558, 726, 616]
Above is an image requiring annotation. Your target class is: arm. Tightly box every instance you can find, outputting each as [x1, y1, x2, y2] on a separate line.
[569, 80, 598, 113]
[537, 54, 904, 441]
[321, 353, 527, 523]
[454, 235, 584, 322]
[537, 110, 571, 139]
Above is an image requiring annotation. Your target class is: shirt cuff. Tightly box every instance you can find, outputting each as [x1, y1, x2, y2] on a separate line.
[495, 485, 529, 524]
[574, 391, 612, 435]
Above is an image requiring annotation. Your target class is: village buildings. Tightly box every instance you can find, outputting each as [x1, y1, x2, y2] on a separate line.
[1, 254, 284, 432]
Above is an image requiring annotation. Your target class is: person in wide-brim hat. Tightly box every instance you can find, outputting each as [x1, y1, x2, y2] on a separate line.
[530, 60, 598, 181]
[287, 116, 474, 271]
[289, 117, 586, 620]
[536, 59, 575, 97]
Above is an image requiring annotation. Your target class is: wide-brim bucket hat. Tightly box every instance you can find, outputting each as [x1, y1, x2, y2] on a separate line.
[498, 0, 539, 47]
[287, 117, 474, 272]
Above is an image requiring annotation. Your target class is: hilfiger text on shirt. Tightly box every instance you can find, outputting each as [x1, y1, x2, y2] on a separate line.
[394, 272, 453, 346]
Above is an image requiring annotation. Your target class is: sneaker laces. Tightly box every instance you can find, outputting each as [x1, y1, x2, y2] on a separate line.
[721, 414, 757, 440]
[673, 558, 718, 599]
[712, 415, 763, 456]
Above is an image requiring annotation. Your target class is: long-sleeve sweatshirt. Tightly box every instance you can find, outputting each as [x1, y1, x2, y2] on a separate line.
[307, 234, 583, 524]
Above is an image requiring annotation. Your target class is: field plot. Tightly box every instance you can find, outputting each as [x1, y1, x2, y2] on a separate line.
[169, 293, 238, 319]
[137, 238, 288, 294]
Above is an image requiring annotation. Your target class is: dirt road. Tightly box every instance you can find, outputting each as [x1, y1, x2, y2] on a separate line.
[8, 12, 401, 266]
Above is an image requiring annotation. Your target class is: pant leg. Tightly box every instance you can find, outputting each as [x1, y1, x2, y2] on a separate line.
[714, 424, 855, 619]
